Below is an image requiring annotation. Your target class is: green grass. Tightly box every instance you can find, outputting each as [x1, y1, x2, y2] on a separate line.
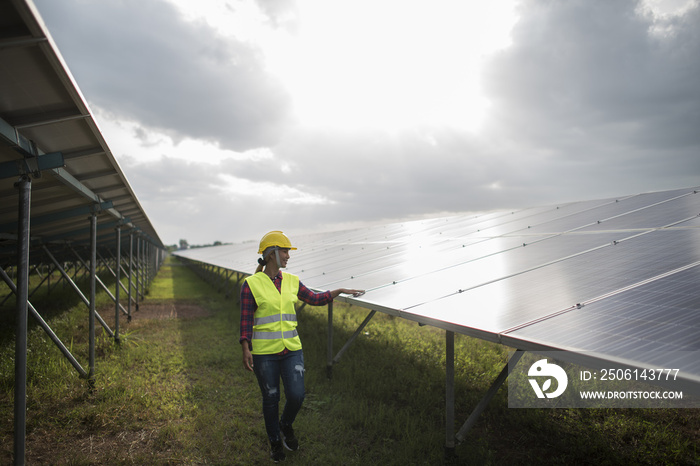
[1, 257, 698, 464]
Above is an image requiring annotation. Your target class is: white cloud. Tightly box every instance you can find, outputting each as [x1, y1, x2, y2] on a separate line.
[37, 0, 292, 152]
[217, 174, 336, 206]
[33, 0, 700, 246]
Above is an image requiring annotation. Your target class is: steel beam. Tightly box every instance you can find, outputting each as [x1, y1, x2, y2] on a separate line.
[14, 176, 30, 466]
[115, 227, 121, 343]
[136, 236, 141, 307]
[326, 301, 334, 379]
[0, 152, 65, 179]
[88, 214, 96, 385]
[128, 232, 133, 317]
[445, 331, 455, 458]
[0, 201, 112, 233]
[0, 116, 34, 156]
[61, 147, 105, 160]
[0, 37, 48, 49]
[49, 167, 131, 226]
[14, 112, 89, 130]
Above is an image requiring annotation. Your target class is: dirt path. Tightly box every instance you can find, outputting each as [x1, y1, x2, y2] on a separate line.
[130, 302, 211, 320]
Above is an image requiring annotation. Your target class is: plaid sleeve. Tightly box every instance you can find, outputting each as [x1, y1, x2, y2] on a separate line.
[239, 280, 256, 346]
[297, 281, 333, 306]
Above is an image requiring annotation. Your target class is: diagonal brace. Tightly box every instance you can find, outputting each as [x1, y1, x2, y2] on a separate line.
[326, 304, 377, 379]
[332, 310, 377, 366]
[70, 245, 128, 317]
[455, 350, 524, 443]
[98, 250, 137, 307]
[42, 245, 114, 338]
[0, 267, 87, 377]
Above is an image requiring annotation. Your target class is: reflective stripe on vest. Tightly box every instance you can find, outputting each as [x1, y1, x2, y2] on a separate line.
[246, 271, 301, 355]
[252, 329, 299, 340]
[254, 313, 298, 326]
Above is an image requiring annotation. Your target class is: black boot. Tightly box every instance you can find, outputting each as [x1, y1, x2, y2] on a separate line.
[281, 423, 299, 451]
[270, 439, 286, 462]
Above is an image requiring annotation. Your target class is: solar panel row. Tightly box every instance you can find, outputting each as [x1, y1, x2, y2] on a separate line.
[1, 0, 163, 264]
[175, 187, 700, 390]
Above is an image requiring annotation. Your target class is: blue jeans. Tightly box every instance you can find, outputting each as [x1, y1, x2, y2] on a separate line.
[252, 349, 306, 443]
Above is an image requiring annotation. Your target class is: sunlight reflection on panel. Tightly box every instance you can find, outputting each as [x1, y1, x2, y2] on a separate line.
[404, 228, 700, 336]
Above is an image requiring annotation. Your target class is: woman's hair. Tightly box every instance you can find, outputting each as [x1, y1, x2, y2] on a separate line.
[255, 257, 266, 274]
[255, 247, 272, 273]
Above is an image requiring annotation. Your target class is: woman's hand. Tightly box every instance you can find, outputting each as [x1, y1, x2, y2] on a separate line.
[242, 342, 254, 372]
[331, 288, 365, 299]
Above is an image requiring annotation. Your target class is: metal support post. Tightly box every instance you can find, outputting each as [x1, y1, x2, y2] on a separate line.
[445, 331, 455, 459]
[14, 175, 30, 466]
[140, 237, 145, 297]
[143, 240, 147, 293]
[150, 243, 155, 284]
[454, 350, 525, 443]
[128, 232, 133, 317]
[88, 214, 97, 385]
[149, 243, 154, 285]
[146, 242, 151, 286]
[143, 240, 148, 288]
[327, 301, 334, 379]
[97, 251, 135, 313]
[135, 236, 140, 309]
[115, 227, 121, 343]
[142, 241, 148, 288]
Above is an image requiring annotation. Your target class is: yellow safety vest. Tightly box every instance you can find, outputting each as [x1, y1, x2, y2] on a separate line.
[246, 271, 302, 355]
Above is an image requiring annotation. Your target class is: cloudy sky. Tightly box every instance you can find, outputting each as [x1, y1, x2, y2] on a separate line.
[33, 0, 700, 246]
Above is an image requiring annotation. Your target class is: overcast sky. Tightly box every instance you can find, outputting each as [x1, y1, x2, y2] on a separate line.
[33, 0, 700, 246]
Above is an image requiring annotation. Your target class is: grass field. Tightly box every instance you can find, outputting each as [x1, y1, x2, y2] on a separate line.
[1, 256, 698, 465]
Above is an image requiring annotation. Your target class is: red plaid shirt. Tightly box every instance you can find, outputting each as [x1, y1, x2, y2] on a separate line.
[239, 271, 333, 353]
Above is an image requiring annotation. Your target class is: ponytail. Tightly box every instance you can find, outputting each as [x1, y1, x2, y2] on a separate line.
[255, 257, 266, 274]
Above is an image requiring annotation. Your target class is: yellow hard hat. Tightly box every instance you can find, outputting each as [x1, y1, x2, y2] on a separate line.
[258, 231, 296, 254]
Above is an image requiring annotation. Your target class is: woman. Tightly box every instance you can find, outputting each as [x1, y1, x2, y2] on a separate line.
[239, 231, 363, 462]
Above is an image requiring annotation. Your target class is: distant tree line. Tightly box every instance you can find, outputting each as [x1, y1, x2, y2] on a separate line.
[167, 239, 227, 252]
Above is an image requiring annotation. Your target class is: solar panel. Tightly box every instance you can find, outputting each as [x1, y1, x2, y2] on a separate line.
[403, 228, 700, 331]
[174, 187, 700, 391]
[506, 264, 700, 354]
[520, 188, 697, 234]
